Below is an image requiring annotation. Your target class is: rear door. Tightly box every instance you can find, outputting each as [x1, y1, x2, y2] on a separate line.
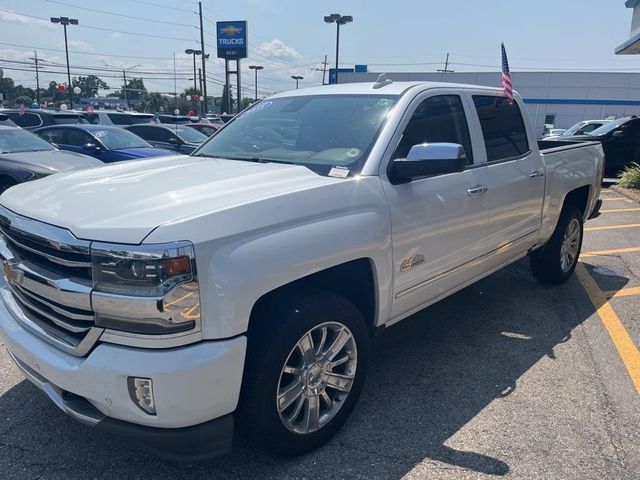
[469, 94, 545, 257]
[381, 90, 491, 320]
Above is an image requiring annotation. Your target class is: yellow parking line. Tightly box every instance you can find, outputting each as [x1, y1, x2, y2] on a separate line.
[601, 208, 640, 214]
[581, 247, 640, 257]
[585, 224, 640, 232]
[575, 263, 640, 395]
[605, 287, 640, 299]
[601, 197, 630, 201]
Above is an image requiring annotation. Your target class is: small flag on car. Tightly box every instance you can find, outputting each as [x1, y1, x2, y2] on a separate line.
[87, 104, 94, 114]
[150, 113, 161, 124]
[18, 104, 26, 115]
[501, 43, 513, 104]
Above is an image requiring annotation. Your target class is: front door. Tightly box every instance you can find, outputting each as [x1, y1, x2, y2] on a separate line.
[381, 93, 491, 321]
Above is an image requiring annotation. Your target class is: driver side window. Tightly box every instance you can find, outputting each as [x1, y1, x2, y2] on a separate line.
[392, 95, 474, 163]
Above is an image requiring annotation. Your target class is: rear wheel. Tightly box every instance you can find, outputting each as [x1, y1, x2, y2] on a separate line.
[239, 291, 369, 456]
[530, 207, 583, 283]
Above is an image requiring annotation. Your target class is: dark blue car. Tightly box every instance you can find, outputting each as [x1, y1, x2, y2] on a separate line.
[33, 125, 175, 162]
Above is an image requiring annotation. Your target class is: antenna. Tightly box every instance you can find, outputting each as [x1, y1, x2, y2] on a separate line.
[373, 73, 393, 89]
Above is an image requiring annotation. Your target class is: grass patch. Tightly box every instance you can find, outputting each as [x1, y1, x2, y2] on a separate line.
[618, 163, 640, 189]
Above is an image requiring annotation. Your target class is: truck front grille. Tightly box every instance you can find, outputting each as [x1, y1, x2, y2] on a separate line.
[0, 206, 102, 356]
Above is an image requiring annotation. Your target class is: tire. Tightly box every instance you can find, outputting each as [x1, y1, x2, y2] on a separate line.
[530, 207, 584, 284]
[239, 290, 370, 457]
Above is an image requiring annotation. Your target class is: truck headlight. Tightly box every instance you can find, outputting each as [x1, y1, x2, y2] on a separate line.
[91, 241, 201, 335]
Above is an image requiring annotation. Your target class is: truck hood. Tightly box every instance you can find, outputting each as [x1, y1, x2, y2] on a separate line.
[0, 149, 103, 172]
[0, 155, 340, 243]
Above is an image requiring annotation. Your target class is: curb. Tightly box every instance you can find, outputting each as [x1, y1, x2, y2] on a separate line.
[610, 185, 640, 206]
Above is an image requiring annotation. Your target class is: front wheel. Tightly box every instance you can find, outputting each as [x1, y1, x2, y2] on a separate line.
[530, 207, 584, 283]
[239, 291, 369, 456]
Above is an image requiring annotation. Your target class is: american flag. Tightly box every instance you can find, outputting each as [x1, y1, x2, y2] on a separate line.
[18, 104, 26, 115]
[87, 104, 94, 114]
[150, 113, 161, 124]
[501, 43, 513, 104]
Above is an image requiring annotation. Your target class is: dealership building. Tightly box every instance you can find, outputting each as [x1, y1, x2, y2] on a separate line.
[339, 70, 640, 138]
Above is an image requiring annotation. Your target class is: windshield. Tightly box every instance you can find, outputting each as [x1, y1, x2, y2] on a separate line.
[174, 126, 208, 143]
[194, 94, 398, 176]
[0, 128, 56, 153]
[93, 128, 152, 149]
[561, 122, 587, 137]
[589, 118, 628, 136]
[53, 114, 88, 125]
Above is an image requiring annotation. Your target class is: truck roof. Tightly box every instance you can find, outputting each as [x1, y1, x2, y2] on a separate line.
[269, 81, 505, 98]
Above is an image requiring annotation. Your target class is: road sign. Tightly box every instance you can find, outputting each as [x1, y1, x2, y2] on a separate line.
[216, 21, 248, 60]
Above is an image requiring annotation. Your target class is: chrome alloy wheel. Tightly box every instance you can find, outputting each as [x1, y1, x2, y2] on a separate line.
[560, 217, 581, 273]
[276, 321, 358, 435]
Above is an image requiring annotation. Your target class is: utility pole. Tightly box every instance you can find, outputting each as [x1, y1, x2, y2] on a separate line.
[29, 50, 40, 104]
[437, 53, 454, 73]
[198, 68, 203, 115]
[322, 54, 328, 85]
[198, 2, 208, 114]
[122, 69, 128, 110]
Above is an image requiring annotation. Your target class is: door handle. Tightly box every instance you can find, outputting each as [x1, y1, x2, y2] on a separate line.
[529, 170, 545, 179]
[467, 185, 488, 196]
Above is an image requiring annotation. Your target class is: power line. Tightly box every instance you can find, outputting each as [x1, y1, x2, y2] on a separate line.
[127, 0, 196, 13]
[44, 0, 197, 28]
[0, 41, 174, 60]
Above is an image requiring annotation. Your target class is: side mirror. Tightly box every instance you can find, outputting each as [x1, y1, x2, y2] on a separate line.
[390, 143, 467, 183]
[82, 142, 99, 152]
[612, 130, 624, 138]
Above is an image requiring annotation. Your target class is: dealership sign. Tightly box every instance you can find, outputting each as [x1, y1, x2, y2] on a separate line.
[216, 21, 247, 60]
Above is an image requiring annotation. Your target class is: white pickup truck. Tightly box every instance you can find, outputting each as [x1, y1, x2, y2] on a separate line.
[0, 81, 604, 460]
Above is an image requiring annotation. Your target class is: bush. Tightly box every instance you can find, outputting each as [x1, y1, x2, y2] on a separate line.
[618, 162, 640, 189]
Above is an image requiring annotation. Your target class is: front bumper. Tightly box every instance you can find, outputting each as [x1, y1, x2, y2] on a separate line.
[0, 291, 247, 458]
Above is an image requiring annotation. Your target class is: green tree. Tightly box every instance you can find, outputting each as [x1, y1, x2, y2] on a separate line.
[125, 78, 146, 100]
[0, 77, 15, 103]
[72, 75, 109, 97]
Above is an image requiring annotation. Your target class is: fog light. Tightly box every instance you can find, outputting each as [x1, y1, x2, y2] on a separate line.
[127, 377, 156, 415]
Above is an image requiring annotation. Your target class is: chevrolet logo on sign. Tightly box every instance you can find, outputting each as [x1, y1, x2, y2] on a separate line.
[220, 25, 242, 35]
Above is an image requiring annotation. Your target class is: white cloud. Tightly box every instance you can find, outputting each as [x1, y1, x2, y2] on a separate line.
[0, 11, 54, 28]
[109, 32, 122, 39]
[256, 39, 301, 60]
[59, 40, 94, 52]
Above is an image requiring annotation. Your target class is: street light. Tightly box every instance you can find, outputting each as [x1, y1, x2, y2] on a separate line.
[291, 75, 303, 89]
[248, 65, 263, 102]
[185, 49, 202, 114]
[50, 16, 78, 108]
[323, 13, 353, 85]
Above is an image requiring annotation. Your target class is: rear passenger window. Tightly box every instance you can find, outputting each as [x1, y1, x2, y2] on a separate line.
[38, 129, 66, 145]
[393, 95, 474, 164]
[9, 112, 42, 128]
[473, 96, 530, 162]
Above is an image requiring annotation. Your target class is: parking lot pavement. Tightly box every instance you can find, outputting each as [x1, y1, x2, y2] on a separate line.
[2, 187, 640, 479]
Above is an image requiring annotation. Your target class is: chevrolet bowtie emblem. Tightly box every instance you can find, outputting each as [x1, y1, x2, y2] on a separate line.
[220, 25, 242, 35]
[2, 261, 23, 286]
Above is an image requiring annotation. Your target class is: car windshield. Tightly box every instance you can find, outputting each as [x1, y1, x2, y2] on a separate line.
[92, 128, 152, 150]
[175, 126, 208, 143]
[562, 122, 587, 136]
[589, 118, 627, 136]
[0, 128, 56, 153]
[193, 94, 398, 176]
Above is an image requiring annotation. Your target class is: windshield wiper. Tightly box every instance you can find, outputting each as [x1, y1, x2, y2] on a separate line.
[193, 153, 293, 165]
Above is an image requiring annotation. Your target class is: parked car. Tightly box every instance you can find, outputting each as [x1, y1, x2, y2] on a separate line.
[33, 125, 175, 162]
[205, 115, 225, 126]
[0, 82, 603, 460]
[183, 122, 221, 136]
[0, 113, 17, 127]
[559, 119, 611, 137]
[125, 124, 208, 154]
[542, 128, 566, 138]
[85, 110, 155, 126]
[155, 114, 192, 125]
[0, 125, 102, 192]
[548, 116, 640, 177]
[1, 109, 87, 131]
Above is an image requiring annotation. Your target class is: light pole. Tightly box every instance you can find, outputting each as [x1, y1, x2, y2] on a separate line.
[291, 75, 303, 89]
[50, 16, 78, 108]
[185, 49, 202, 113]
[323, 13, 353, 85]
[248, 65, 263, 102]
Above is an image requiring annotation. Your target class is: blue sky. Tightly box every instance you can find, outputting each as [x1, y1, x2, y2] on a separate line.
[0, 0, 638, 98]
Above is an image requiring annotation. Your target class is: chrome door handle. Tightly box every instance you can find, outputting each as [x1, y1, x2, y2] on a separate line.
[529, 170, 545, 179]
[467, 185, 488, 196]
